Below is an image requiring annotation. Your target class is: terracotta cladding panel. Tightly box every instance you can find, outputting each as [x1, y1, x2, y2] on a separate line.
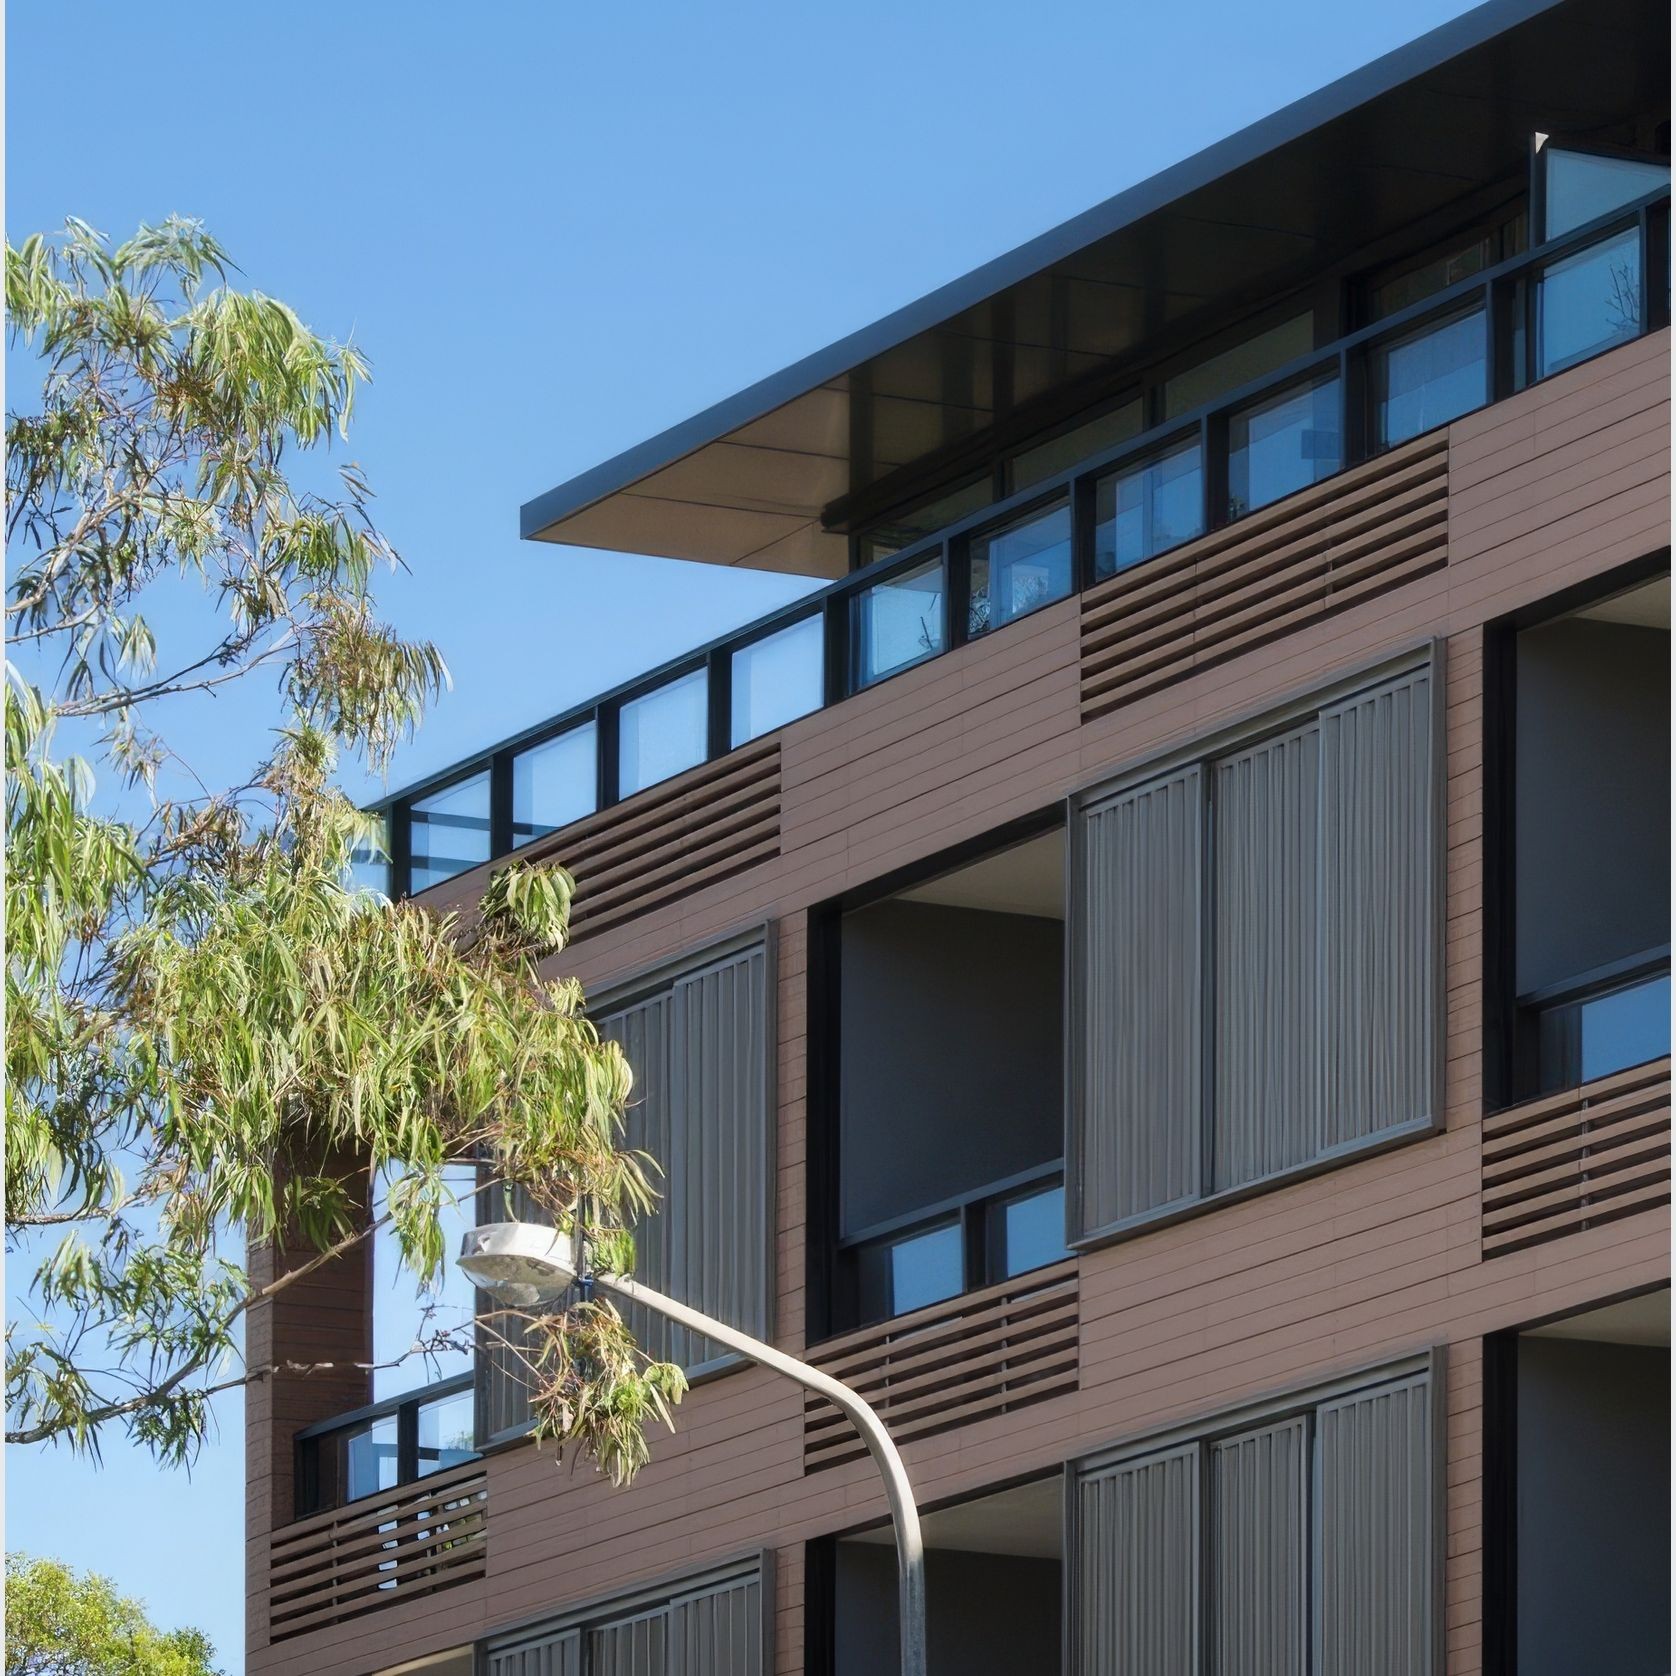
[253, 334, 1670, 1676]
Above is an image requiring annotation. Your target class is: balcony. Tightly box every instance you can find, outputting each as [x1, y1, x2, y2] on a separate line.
[1486, 1290, 1670, 1674]
[809, 828, 1071, 1340]
[368, 183, 1670, 905]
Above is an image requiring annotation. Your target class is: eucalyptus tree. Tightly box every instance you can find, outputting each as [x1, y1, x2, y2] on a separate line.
[4, 218, 683, 1481]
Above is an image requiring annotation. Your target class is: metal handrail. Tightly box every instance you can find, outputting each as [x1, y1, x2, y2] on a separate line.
[369, 188, 1671, 897]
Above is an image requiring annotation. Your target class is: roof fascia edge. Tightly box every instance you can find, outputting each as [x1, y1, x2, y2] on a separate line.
[517, 0, 1565, 544]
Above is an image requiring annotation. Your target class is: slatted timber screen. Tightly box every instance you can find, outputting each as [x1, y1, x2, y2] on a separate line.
[1481, 1058, 1671, 1258]
[1080, 432, 1449, 720]
[803, 1262, 1078, 1472]
[553, 740, 780, 942]
[268, 1461, 487, 1640]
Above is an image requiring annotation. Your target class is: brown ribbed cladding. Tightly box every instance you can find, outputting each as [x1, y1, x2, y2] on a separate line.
[1481, 1057, 1671, 1257]
[1079, 432, 1449, 721]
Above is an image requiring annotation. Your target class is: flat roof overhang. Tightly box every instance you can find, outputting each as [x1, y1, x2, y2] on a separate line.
[521, 0, 1667, 578]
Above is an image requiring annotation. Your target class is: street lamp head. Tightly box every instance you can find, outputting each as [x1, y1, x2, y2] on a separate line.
[458, 1220, 577, 1307]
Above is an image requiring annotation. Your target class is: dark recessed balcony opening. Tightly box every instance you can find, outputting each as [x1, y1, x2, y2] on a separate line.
[813, 828, 1067, 1338]
[1493, 572, 1671, 1104]
[822, 1477, 1063, 1676]
[1487, 1289, 1671, 1676]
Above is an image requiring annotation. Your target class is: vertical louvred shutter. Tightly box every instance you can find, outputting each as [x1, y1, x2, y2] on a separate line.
[488, 1629, 582, 1676]
[1076, 1444, 1200, 1675]
[1320, 667, 1435, 1149]
[1212, 726, 1322, 1189]
[475, 1179, 553, 1444]
[1317, 1373, 1434, 1676]
[670, 942, 770, 1368]
[669, 1569, 763, 1676]
[1076, 767, 1203, 1236]
[588, 1611, 669, 1676]
[1210, 1417, 1309, 1676]
[600, 990, 675, 1364]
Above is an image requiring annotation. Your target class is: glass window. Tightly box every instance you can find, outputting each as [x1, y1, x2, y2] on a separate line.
[856, 1220, 963, 1321]
[618, 668, 708, 798]
[989, 1182, 1069, 1281]
[347, 813, 390, 897]
[1543, 147, 1670, 239]
[511, 723, 596, 846]
[1008, 399, 1144, 493]
[1375, 306, 1489, 446]
[731, 615, 823, 746]
[343, 1414, 400, 1502]
[1537, 228, 1643, 378]
[1364, 209, 1526, 322]
[967, 500, 1073, 638]
[1539, 970, 1672, 1092]
[854, 556, 945, 687]
[373, 1165, 478, 1400]
[1581, 973, 1672, 1081]
[1093, 437, 1204, 578]
[1163, 312, 1315, 418]
[415, 1384, 477, 1479]
[409, 772, 491, 894]
[857, 477, 994, 570]
[1227, 373, 1343, 518]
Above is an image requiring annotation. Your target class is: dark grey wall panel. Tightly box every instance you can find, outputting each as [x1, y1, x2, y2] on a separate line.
[1075, 1443, 1199, 1675]
[1516, 1337, 1670, 1676]
[671, 944, 771, 1365]
[1077, 768, 1203, 1235]
[1211, 1417, 1308, 1676]
[1515, 617, 1671, 995]
[1320, 668, 1434, 1150]
[670, 1571, 762, 1676]
[834, 1544, 1062, 1676]
[840, 901, 1063, 1233]
[602, 991, 674, 1364]
[1316, 1373, 1432, 1676]
[489, 1629, 582, 1676]
[1213, 725, 1321, 1190]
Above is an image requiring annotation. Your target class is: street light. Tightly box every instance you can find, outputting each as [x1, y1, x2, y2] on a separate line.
[459, 1220, 928, 1676]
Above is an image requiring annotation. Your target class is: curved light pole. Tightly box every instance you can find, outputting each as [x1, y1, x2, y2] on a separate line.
[459, 1220, 927, 1676]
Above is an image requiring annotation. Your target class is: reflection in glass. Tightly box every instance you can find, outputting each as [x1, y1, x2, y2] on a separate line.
[1544, 148, 1669, 239]
[410, 772, 491, 894]
[416, 1385, 478, 1478]
[618, 669, 708, 798]
[1163, 312, 1314, 418]
[373, 1165, 478, 1400]
[511, 723, 596, 845]
[348, 813, 390, 897]
[1539, 969, 1671, 1092]
[1009, 400, 1143, 492]
[1227, 374, 1342, 518]
[992, 1183, 1069, 1280]
[1093, 438, 1204, 577]
[855, 1221, 963, 1322]
[344, 1415, 400, 1502]
[854, 557, 945, 687]
[1537, 229, 1642, 378]
[1581, 973, 1672, 1081]
[857, 478, 994, 569]
[731, 616, 823, 746]
[968, 500, 1073, 638]
[1376, 307, 1488, 446]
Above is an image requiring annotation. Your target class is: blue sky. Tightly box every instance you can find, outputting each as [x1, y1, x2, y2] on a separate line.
[5, 0, 1483, 1663]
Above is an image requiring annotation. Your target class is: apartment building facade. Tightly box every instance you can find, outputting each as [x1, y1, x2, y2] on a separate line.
[246, 1, 1672, 1670]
